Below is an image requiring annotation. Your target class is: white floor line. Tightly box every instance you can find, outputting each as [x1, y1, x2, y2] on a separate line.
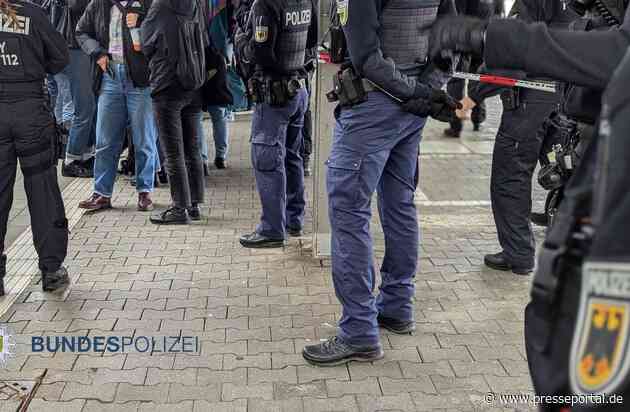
[0, 178, 91, 319]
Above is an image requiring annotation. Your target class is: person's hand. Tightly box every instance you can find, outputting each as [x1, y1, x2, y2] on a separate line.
[402, 89, 461, 120]
[97, 55, 109, 72]
[429, 16, 488, 62]
[127, 13, 139, 28]
[456, 96, 476, 119]
[429, 90, 462, 123]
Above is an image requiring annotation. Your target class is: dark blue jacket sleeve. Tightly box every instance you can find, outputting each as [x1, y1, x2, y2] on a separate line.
[244, 0, 278, 68]
[484, 11, 630, 90]
[343, 0, 427, 100]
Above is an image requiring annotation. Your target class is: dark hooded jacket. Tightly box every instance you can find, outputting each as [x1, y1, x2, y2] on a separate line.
[76, 0, 153, 94]
[141, 0, 210, 97]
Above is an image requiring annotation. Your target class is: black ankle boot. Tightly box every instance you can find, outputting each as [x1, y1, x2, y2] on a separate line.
[188, 204, 201, 221]
[150, 206, 191, 225]
[42, 267, 70, 292]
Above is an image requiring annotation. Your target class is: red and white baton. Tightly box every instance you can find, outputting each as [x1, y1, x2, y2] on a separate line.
[453, 72, 557, 93]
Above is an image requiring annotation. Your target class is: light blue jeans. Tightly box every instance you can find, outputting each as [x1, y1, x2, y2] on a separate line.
[200, 105, 231, 162]
[65, 49, 96, 162]
[53, 72, 74, 124]
[94, 64, 157, 196]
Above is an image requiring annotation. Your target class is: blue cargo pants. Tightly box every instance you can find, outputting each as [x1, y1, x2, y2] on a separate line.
[251, 88, 309, 239]
[327, 92, 427, 346]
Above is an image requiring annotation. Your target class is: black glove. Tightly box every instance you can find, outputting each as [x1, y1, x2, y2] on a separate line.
[429, 90, 461, 123]
[402, 90, 461, 119]
[429, 16, 488, 62]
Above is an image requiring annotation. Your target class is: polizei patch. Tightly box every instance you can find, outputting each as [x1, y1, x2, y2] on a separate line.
[0, 12, 30, 35]
[570, 262, 630, 396]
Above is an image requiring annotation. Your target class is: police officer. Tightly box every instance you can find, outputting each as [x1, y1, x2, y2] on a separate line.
[462, 0, 577, 276]
[236, 0, 318, 248]
[302, 0, 459, 366]
[430, 3, 630, 409]
[443, 0, 497, 138]
[0, 0, 70, 297]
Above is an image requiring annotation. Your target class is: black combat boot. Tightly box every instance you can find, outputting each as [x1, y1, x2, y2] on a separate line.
[188, 204, 202, 221]
[239, 232, 284, 249]
[302, 336, 384, 366]
[484, 252, 533, 276]
[150, 206, 191, 225]
[377, 314, 416, 335]
[42, 266, 70, 292]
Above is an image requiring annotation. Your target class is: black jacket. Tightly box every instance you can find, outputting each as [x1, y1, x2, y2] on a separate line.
[52, 0, 90, 49]
[484, 7, 630, 92]
[0, 1, 69, 85]
[76, 0, 153, 94]
[141, 0, 209, 97]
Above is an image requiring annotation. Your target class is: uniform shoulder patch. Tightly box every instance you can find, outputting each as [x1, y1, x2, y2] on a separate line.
[570, 262, 630, 396]
[254, 16, 269, 43]
[337, 0, 348, 26]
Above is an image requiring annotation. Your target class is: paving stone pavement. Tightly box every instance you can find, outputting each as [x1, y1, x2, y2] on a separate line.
[0, 98, 544, 411]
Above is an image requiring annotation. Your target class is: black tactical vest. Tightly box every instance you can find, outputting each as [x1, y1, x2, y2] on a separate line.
[276, 0, 312, 72]
[380, 0, 441, 76]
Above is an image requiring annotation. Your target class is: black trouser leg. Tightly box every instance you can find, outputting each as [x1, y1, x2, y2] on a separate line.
[491, 131, 541, 269]
[181, 102, 205, 205]
[154, 96, 193, 209]
[12, 99, 68, 274]
[0, 114, 17, 295]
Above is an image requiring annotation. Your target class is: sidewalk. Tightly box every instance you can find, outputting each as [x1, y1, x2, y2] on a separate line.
[0, 99, 541, 412]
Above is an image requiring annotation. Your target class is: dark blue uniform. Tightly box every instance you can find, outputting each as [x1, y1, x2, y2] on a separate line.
[0, 0, 70, 296]
[327, 0, 454, 348]
[238, 0, 318, 246]
[474, 0, 577, 274]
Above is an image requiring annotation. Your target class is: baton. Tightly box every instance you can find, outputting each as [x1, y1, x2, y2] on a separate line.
[452, 72, 557, 93]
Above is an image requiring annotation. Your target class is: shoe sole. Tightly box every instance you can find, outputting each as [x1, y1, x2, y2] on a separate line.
[239, 240, 285, 249]
[150, 219, 191, 225]
[484, 260, 512, 272]
[43, 279, 69, 292]
[378, 323, 416, 335]
[80, 204, 113, 212]
[485, 260, 532, 275]
[137, 205, 155, 212]
[302, 349, 384, 367]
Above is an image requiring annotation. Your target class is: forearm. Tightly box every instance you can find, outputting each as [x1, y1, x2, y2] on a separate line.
[484, 19, 629, 90]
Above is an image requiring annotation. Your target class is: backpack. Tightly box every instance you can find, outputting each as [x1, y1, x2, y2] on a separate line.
[174, 2, 206, 91]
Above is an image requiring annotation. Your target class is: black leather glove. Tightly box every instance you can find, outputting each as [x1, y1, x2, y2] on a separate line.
[429, 16, 489, 62]
[429, 90, 461, 123]
[402, 90, 461, 119]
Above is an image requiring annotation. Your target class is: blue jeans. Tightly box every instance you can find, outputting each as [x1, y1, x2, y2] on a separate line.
[65, 49, 96, 162]
[53, 72, 74, 124]
[327, 92, 426, 346]
[94, 64, 157, 196]
[200, 105, 231, 162]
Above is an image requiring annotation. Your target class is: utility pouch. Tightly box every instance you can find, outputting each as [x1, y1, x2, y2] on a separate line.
[500, 88, 520, 111]
[247, 76, 265, 104]
[270, 80, 289, 107]
[327, 67, 368, 107]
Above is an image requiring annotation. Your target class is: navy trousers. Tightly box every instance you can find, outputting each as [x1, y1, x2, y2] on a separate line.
[251, 88, 309, 239]
[327, 92, 427, 346]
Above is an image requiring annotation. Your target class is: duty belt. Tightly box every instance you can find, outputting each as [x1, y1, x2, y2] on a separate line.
[0, 80, 45, 96]
[248, 76, 306, 107]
